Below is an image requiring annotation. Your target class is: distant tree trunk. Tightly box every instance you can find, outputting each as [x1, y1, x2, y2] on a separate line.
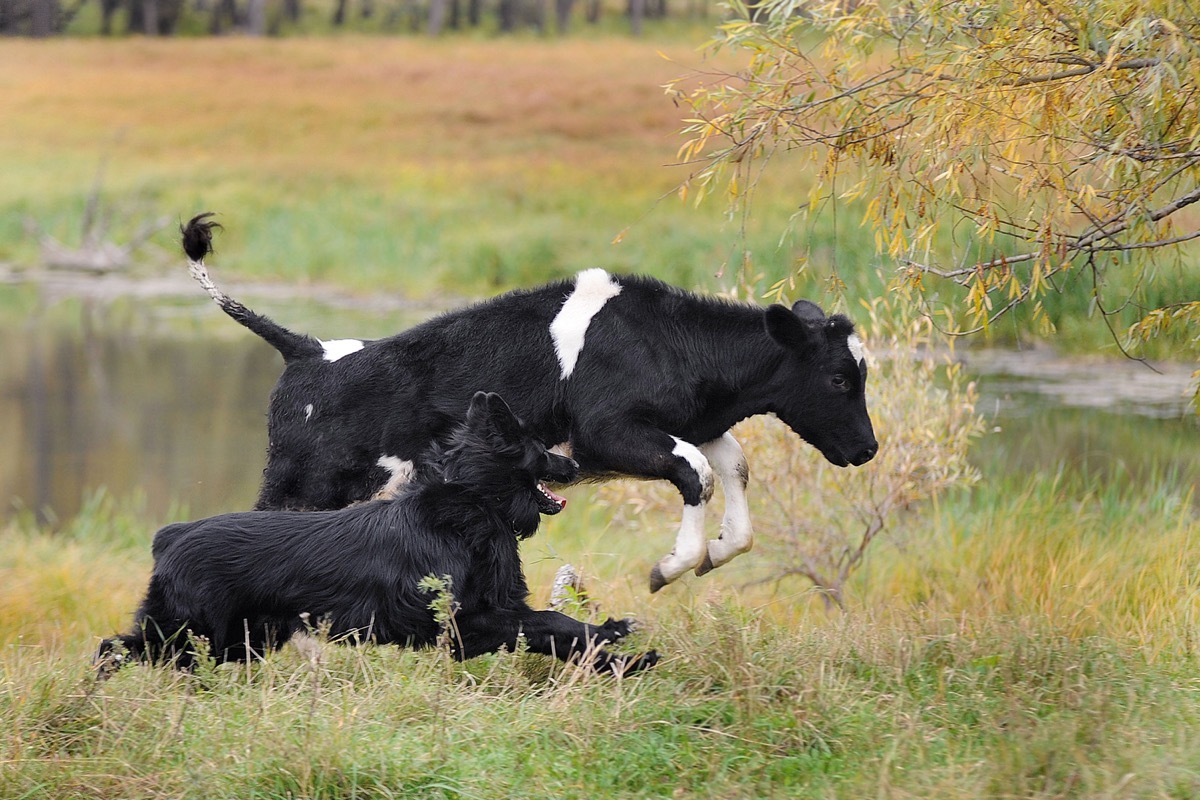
[331, 0, 347, 25]
[141, 0, 159, 34]
[585, 0, 599, 24]
[554, 0, 572, 32]
[427, 0, 446, 34]
[497, 0, 514, 31]
[446, 0, 459, 29]
[628, 0, 643, 35]
[283, 0, 302, 20]
[30, 0, 59, 36]
[466, 0, 481, 26]
[247, 0, 266, 33]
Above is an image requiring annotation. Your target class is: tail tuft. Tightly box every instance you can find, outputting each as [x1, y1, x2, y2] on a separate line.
[182, 212, 221, 262]
[180, 210, 322, 362]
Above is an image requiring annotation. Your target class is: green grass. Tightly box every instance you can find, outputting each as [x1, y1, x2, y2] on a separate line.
[3, 448, 1199, 798]
[6, 589, 1200, 798]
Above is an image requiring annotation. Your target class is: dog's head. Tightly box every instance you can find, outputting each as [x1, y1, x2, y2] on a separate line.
[437, 392, 579, 538]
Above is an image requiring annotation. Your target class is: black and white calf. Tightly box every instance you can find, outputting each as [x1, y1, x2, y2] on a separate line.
[183, 214, 877, 592]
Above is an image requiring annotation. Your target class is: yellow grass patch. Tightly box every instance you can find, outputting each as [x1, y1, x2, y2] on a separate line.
[0, 37, 735, 189]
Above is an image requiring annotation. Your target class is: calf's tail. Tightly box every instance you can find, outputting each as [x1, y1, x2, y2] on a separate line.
[182, 213, 322, 362]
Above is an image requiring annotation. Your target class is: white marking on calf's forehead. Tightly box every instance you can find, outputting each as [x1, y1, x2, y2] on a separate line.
[320, 338, 365, 362]
[846, 333, 866, 369]
[549, 268, 622, 379]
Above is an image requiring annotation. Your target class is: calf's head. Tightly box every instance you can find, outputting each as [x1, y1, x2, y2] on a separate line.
[764, 300, 878, 468]
[438, 391, 580, 538]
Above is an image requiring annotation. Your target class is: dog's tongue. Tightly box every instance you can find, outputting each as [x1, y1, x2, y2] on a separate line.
[539, 483, 568, 510]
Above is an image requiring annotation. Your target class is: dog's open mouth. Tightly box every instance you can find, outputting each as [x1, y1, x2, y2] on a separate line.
[536, 482, 568, 514]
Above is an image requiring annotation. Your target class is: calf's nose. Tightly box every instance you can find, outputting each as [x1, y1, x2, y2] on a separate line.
[852, 443, 878, 466]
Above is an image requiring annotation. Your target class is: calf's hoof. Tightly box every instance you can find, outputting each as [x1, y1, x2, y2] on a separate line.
[649, 565, 668, 593]
[693, 552, 715, 577]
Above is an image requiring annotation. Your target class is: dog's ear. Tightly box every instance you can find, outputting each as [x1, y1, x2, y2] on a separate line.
[481, 392, 522, 440]
[466, 391, 522, 439]
[466, 391, 492, 424]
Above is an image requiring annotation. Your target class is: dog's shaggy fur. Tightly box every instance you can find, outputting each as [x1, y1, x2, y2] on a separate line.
[97, 392, 658, 675]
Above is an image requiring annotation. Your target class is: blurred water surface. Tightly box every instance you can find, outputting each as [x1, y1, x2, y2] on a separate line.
[1, 288, 1195, 526]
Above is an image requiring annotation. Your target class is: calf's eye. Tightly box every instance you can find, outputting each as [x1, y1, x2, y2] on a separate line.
[831, 375, 848, 390]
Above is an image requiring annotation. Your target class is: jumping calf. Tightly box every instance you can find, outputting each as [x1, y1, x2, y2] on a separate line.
[183, 214, 878, 592]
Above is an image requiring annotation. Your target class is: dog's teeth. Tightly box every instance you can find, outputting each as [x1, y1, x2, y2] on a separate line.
[537, 482, 567, 509]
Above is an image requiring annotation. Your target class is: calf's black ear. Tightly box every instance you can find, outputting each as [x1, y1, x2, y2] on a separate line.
[791, 299, 826, 322]
[765, 303, 820, 351]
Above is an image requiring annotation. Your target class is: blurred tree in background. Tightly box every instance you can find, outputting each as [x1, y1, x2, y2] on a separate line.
[674, 0, 1200, 364]
[0, 0, 695, 34]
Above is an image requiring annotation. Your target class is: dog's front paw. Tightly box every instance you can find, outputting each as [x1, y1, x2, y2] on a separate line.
[596, 649, 659, 675]
[595, 616, 639, 642]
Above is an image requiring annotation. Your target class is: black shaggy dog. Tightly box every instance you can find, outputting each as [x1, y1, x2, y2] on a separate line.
[97, 392, 658, 675]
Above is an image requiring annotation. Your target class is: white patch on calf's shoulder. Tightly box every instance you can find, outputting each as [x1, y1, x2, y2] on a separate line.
[320, 338, 365, 362]
[304, 403, 314, 422]
[846, 333, 866, 368]
[549, 268, 622, 379]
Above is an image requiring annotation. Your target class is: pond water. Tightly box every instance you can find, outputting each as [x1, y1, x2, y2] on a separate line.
[0, 284, 1196, 526]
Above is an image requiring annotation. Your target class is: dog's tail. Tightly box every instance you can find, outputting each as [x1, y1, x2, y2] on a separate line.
[182, 213, 323, 362]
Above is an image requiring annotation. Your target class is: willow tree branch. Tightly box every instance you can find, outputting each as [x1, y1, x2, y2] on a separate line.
[906, 185, 1200, 280]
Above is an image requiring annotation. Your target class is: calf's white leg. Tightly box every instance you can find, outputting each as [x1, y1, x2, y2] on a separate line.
[694, 432, 753, 575]
[648, 438, 714, 593]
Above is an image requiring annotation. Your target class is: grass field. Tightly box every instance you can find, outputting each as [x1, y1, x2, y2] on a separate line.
[0, 36, 801, 298]
[3, 470, 1199, 798]
[3, 35, 1200, 798]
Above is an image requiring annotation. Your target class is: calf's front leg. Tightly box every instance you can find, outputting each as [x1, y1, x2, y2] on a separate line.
[647, 436, 718, 592]
[575, 425, 717, 592]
